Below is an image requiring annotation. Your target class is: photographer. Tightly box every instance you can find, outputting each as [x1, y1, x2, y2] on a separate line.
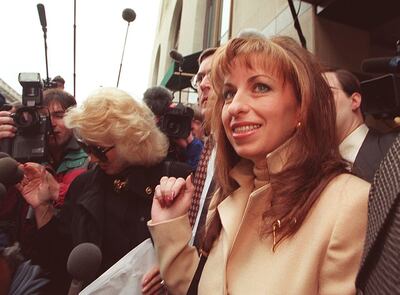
[0, 89, 89, 258]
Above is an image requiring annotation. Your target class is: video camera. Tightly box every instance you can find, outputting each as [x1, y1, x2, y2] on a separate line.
[360, 41, 400, 119]
[159, 103, 194, 139]
[0, 73, 51, 163]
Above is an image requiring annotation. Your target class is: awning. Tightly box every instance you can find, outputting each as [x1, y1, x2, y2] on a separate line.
[161, 51, 201, 91]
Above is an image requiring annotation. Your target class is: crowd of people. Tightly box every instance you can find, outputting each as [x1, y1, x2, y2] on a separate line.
[0, 32, 399, 295]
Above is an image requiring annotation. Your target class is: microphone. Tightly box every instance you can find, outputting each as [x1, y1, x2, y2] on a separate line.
[67, 243, 102, 295]
[122, 8, 136, 23]
[116, 8, 136, 87]
[0, 157, 21, 186]
[0, 152, 10, 159]
[169, 49, 184, 65]
[37, 3, 47, 31]
[361, 56, 400, 73]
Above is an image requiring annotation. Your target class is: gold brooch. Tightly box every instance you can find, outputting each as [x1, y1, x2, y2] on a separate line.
[113, 178, 128, 193]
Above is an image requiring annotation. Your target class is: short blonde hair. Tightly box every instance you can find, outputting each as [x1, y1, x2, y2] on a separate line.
[64, 87, 169, 166]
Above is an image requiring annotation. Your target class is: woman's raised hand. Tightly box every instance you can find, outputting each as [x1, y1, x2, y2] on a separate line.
[151, 174, 194, 223]
[17, 162, 59, 208]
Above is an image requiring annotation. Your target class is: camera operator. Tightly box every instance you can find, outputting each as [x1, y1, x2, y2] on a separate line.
[0, 89, 89, 258]
[143, 86, 203, 170]
[173, 105, 204, 170]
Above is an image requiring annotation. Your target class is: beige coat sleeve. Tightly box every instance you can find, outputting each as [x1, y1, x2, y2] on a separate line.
[148, 215, 200, 295]
[319, 177, 369, 295]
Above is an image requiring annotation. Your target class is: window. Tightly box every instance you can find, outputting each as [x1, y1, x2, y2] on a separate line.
[203, 0, 232, 48]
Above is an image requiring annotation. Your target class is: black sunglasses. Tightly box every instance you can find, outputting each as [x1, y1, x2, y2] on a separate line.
[77, 139, 115, 162]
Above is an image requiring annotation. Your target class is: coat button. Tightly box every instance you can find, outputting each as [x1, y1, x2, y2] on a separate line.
[145, 186, 153, 195]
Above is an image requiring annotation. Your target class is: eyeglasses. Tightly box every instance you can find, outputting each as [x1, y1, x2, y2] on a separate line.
[76, 139, 115, 162]
[191, 71, 211, 89]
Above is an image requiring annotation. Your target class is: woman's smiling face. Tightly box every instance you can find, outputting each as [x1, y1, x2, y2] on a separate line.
[221, 58, 300, 163]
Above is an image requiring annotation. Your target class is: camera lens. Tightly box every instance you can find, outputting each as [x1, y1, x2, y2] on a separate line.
[167, 119, 180, 136]
[13, 107, 39, 129]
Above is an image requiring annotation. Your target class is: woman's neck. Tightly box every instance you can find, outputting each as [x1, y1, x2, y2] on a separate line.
[253, 158, 269, 189]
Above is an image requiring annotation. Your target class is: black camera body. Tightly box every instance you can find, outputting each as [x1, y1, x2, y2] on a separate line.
[0, 73, 51, 163]
[159, 103, 194, 138]
[361, 42, 400, 119]
[361, 74, 400, 119]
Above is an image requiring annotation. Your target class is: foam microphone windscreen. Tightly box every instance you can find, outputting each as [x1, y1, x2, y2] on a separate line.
[0, 152, 10, 159]
[0, 157, 19, 185]
[169, 49, 184, 64]
[67, 243, 102, 282]
[361, 56, 400, 74]
[122, 8, 136, 22]
[37, 3, 47, 27]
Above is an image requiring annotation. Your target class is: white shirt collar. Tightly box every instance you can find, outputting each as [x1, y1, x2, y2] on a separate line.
[339, 123, 369, 164]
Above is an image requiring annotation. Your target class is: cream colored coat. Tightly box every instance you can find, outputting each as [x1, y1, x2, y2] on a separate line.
[149, 149, 370, 295]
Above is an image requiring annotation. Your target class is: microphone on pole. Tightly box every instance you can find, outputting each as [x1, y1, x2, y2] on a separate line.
[169, 49, 184, 65]
[37, 3, 47, 32]
[116, 8, 136, 87]
[36, 3, 51, 86]
[169, 49, 185, 102]
[361, 56, 400, 73]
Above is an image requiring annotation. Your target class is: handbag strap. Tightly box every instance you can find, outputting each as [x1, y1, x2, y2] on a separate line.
[186, 252, 208, 295]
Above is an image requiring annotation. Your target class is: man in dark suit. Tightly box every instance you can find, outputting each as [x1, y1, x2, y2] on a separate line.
[324, 69, 397, 182]
[356, 134, 400, 294]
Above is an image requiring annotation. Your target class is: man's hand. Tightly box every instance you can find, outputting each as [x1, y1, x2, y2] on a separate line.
[151, 174, 194, 223]
[0, 110, 17, 140]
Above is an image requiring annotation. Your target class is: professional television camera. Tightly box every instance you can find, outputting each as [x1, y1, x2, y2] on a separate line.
[360, 41, 400, 119]
[0, 73, 51, 163]
[159, 103, 194, 139]
[143, 85, 194, 139]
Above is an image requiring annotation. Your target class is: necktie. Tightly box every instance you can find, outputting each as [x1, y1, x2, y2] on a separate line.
[188, 137, 213, 227]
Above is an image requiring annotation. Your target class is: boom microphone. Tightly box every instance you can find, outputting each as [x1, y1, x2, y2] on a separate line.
[116, 8, 136, 87]
[122, 8, 136, 23]
[67, 243, 102, 295]
[169, 49, 184, 64]
[37, 3, 47, 30]
[361, 56, 400, 73]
